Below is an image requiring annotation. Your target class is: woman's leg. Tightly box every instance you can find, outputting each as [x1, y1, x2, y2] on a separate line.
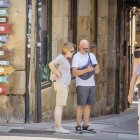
[54, 105, 63, 128]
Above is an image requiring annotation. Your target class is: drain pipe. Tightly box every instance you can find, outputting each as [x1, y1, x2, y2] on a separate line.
[35, 0, 42, 123]
[122, 0, 127, 112]
[114, 0, 121, 114]
[25, 0, 32, 123]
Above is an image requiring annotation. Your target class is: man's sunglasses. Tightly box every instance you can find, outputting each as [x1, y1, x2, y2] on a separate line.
[82, 47, 89, 50]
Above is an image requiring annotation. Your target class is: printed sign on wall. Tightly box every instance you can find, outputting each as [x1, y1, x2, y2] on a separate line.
[0, 8, 8, 17]
[0, 0, 10, 7]
[0, 23, 13, 34]
[0, 84, 9, 94]
[0, 0, 14, 95]
[0, 42, 4, 47]
[0, 61, 9, 66]
[0, 48, 12, 57]
[0, 17, 8, 23]
[0, 75, 8, 83]
[0, 66, 14, 75]
[0, 35, 8, 43]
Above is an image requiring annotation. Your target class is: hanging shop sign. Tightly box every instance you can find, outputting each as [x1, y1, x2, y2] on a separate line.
[0, 66, 14, 75]
[0, 23, 13, 34]
[0, 42, 4, 47]
[0, 75, 8, 83]
[0, 17, 7, 23]
[0, 0, 9, 7]
[0, 61, 9, 66]
[0, 84, 9, 94]
[0, 35, 8, 43]
[0, 8, 8, 17]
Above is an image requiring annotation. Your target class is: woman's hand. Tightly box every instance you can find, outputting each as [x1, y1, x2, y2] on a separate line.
[128, 90, 134, 104]
[56, 71, 61, 77]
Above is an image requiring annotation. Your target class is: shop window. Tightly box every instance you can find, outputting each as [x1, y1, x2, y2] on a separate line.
[40, 0, 52, 87]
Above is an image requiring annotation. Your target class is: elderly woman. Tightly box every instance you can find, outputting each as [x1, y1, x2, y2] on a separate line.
[49, 42, 75, 134]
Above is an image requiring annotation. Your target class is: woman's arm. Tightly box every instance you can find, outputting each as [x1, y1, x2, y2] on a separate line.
[49, 62, 61, 77]
[128, 73, 138, 104]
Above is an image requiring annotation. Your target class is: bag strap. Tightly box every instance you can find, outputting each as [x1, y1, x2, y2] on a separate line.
[88, 53, 92, 65]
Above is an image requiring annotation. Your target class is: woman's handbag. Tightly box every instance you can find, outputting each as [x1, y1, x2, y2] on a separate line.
[50, 72, 56, 82]
[50, 62, 63, 82]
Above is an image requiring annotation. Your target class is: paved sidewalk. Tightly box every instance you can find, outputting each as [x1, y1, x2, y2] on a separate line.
[0, 102, 139, 140]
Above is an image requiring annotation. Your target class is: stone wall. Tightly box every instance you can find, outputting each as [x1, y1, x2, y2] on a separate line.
[77, 0, 91, 42]
[52, 0, 68, 59]
[107, 0, 117, 111]
[94, 0, 109, 115]
[0, 0, 119, 123]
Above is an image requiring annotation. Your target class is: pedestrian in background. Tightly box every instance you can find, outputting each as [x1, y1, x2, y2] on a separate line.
[128, 63, 140, 139]
[72, 39, 100, 134]
[49, 42, 75, 134]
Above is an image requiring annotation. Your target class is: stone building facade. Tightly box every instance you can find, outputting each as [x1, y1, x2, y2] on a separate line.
[0, 0, 130, 123]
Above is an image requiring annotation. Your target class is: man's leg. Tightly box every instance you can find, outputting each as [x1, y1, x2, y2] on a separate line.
[83, 104, 90, 127]
[76, 105, 83, 126]
[82, 87, 96, 133]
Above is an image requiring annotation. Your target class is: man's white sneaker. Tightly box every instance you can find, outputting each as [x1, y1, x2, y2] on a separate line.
[55, 127, 70, 134]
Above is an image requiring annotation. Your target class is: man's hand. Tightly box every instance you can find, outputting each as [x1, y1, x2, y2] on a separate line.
[86, 65, 94, 72]
[94, 64, 100, 74]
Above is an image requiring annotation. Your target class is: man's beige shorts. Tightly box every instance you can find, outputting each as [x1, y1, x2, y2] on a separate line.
[54, 82, 69, 106]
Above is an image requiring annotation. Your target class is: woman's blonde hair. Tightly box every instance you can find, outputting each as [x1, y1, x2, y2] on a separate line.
[62, 42, 75, 55]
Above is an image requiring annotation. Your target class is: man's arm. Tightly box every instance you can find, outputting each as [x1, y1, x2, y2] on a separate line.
[94, 64, 100, 74]
[72, 66, 94, 77]
[128, 73, 138, 104]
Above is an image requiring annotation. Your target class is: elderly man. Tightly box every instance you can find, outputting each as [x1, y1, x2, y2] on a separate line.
[72, 39, 100, 134]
